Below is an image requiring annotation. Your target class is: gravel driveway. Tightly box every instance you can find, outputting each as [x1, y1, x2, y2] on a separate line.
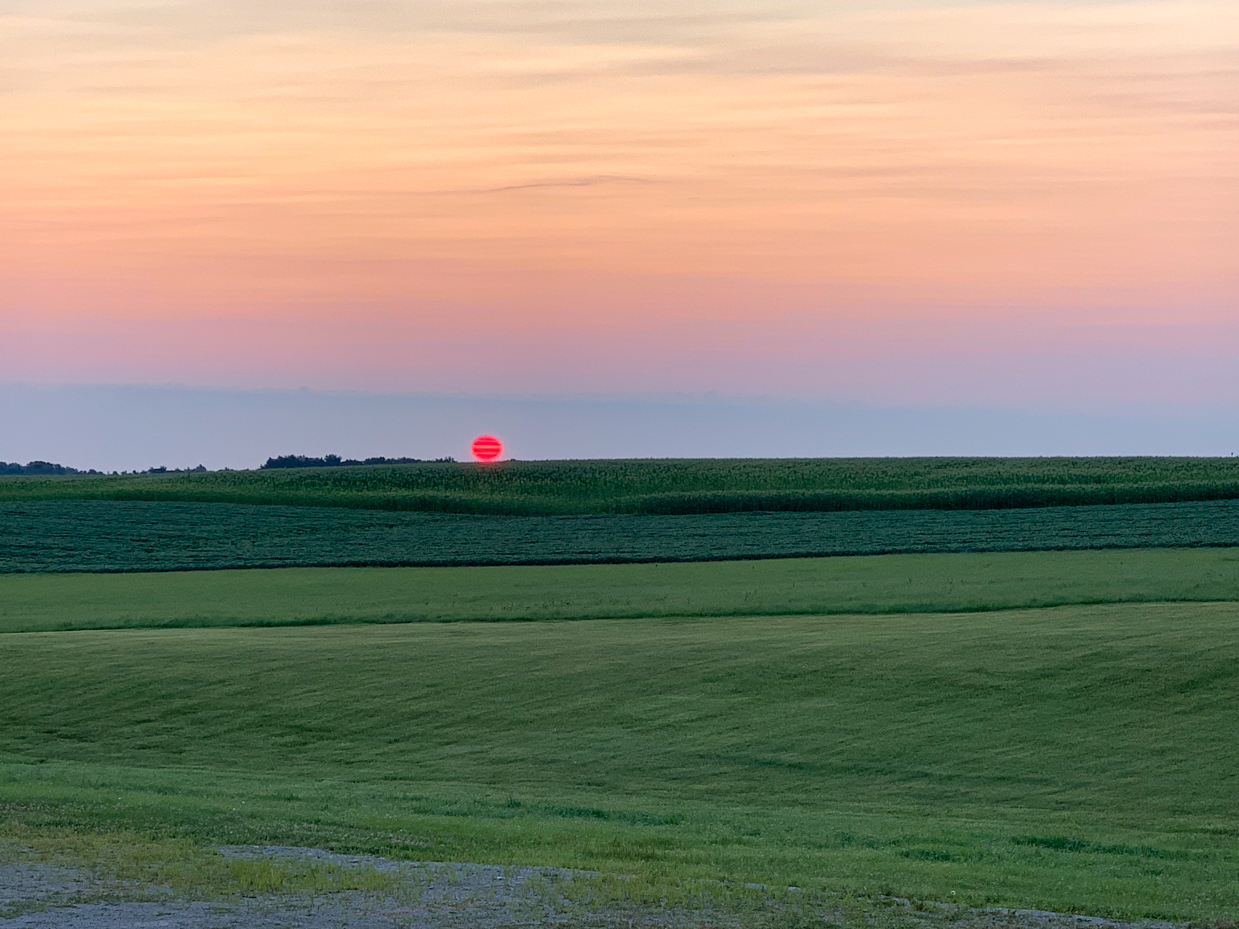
[1, 845, 1181, 929]
[1, 846, 720, 928]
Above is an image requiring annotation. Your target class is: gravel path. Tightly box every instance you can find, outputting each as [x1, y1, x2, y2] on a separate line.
[1, 845, 1183, 929]
[1, 846, 712, 928]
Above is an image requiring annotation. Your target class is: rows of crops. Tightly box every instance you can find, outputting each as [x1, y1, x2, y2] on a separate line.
[4, 457, 1239, 514]
[5, 498, 1239, 573]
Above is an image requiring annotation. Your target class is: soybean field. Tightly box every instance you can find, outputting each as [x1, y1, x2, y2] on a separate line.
[4, 497, 1239, 573]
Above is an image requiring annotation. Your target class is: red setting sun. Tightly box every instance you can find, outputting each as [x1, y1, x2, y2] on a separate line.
[471, 435, 503, 462]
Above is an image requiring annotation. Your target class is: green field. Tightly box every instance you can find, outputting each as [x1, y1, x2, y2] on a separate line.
[7, 458, 1239, 922]
[2, 547, 1239, 632]
[6, 456, 1239, 514]
[4, 597, 1239, 921]
[7, 498, 1239, 573]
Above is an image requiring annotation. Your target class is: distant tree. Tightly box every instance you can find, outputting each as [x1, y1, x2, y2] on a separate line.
[0, 460, 84, 475]
[260, 454, 442, 469]
[262, 455, 329, 469]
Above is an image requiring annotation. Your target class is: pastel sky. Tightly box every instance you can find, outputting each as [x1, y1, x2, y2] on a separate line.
[2, 0, 1236, 407]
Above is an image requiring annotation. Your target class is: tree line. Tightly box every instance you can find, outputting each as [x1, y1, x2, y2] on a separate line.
[2, 457, 456, 476]
[0, 461, 99, 475]
[260, 455, 456, 469]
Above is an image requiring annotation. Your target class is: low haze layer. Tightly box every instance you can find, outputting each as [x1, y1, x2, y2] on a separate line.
[3, 385, 1239, 471]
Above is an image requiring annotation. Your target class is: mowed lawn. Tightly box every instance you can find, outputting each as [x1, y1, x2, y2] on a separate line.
[3, 586, 1239, 919]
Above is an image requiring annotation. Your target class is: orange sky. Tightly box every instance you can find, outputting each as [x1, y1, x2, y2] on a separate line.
[2, 0, 1236, 401]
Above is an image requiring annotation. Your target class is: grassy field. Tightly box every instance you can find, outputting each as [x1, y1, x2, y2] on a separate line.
[5, 457, 1239, 514]
[4, 600, 1239, 921]
[7, 498, 1239, 573]
[2, 547, 1239, 633]
[5, 457, 1239, 924]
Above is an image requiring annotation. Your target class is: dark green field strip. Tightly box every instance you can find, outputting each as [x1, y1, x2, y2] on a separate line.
[4, 548, 1238, 633]
[4, 497, 1239, 573]
[5, 457, 1239, 514]
[4, 604, 1239, 919]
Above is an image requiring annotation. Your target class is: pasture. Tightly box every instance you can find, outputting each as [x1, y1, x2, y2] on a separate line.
[4, 599, 1239, 921]
[4, 456, 1239, 514]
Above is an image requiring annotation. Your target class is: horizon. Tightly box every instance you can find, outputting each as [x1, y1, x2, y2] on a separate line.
[3, 383, 1239, 472]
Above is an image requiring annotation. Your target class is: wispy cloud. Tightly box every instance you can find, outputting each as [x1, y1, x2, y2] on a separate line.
[476, 175, 649, 194]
